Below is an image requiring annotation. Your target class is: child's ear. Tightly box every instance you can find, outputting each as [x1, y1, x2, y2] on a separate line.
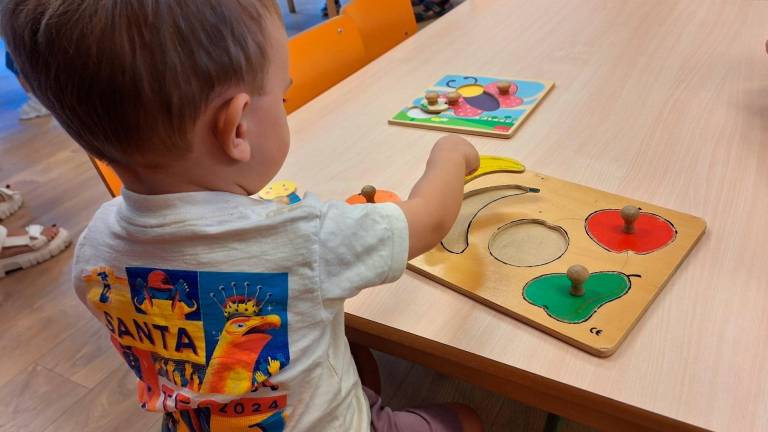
[214, 93, 252, 162]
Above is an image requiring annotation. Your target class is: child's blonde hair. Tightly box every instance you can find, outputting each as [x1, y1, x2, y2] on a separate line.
[2, 0, 280, 166]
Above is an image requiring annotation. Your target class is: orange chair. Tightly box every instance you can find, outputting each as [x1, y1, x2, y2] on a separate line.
[341, 0, 417, 63]
[284, 14, 366, 114]
[90, 157, 123, 197]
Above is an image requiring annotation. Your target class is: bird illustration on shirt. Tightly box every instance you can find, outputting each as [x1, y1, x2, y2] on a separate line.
[201, 289, 282, 395]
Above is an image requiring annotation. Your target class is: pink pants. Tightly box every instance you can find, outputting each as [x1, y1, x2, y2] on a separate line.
[364, 387, 463, 432]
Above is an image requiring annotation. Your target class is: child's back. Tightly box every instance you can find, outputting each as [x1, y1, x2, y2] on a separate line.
[2, 0, 482, 430]
[76, 190, 407, 430]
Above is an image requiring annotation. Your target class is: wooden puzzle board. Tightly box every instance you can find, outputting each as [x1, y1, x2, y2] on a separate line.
[408, 171, 706, 356]
[389, 75, 554, 138]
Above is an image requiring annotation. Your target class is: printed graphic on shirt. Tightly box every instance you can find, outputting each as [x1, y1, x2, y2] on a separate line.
[84, 267, 290, 432]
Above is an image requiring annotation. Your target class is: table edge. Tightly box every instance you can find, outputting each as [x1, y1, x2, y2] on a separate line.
[345, 313, 710, 432]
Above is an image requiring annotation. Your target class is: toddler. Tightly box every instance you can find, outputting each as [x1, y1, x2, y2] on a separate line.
[2, 1, 482, 431]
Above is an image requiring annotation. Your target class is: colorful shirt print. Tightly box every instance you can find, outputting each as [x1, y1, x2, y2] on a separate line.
[85, 267, 290, 431]
[73, 190, 409, 431]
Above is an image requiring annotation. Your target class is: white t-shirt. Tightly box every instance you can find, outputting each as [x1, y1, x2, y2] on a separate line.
[72, 189, 409, 432]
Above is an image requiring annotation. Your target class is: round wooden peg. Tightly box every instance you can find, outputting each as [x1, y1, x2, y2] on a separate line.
[425, 91, 439, 106]
[446, 91, 461, 105]
[361, 185, 377, 203]
[496, 80, 512, 95]
[567, 265, 590, 297]
[621, 205, 641, 234]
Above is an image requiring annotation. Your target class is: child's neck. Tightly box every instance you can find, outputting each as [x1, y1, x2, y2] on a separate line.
[114, 162, 253, 196]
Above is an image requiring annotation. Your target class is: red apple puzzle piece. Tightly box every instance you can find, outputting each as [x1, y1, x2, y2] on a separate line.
[586, 209, 677, 254]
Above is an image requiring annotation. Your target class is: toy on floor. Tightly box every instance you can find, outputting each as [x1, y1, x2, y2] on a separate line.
[390, 75, 554, 138]
[346, 185, 401, 205]
[408, 157, 706, 356]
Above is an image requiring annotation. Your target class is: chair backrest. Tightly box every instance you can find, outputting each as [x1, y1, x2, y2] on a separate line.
[341, 0, 417, 63]
[90, 157, 123, 197]
[284, 14, 366, 114]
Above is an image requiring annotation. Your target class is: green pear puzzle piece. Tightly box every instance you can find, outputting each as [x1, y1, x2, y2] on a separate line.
[523, 272, 632, 324]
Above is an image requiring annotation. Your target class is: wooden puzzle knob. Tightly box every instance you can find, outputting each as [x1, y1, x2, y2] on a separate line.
[446, 91, 461, 105]
[567, 265, 589, 297]
[361, 185, 377, 203]
[496, 80, 511, 95]
[621, 205, 641, 234]
[425, 91, 439, 106]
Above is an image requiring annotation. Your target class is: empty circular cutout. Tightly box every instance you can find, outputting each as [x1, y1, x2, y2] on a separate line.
[489, 220, 569, 267]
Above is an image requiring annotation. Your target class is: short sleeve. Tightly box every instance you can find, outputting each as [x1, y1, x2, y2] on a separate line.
[317, 201, 409, 301]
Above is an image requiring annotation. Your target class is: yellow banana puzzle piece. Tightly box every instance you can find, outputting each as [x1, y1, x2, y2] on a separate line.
[465, 155, 526, 183]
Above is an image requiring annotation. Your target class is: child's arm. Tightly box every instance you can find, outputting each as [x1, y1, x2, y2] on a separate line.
[396, 135, 479, 259]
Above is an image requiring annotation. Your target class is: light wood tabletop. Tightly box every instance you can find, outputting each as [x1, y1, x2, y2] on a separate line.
[280, 0, 768, 430]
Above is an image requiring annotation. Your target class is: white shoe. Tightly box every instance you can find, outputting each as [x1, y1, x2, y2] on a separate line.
[0, 224, 71, 278]
[19, 95, 51, 120]
[0, 186, 23, 220]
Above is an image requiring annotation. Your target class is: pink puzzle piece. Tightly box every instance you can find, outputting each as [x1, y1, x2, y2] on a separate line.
[485, 82, 523, 108]
[444, 93, 484, 118]
[443, 82, 523, 118]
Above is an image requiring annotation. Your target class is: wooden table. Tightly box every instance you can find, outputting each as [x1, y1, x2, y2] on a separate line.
[281, 1, 768, 430]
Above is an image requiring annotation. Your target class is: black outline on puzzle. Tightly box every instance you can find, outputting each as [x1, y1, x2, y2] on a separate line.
[440, 185, 534, 254]
[584, 209, 678, 255]
[522, 272, 641, 324]
[487, 219, 570, 268]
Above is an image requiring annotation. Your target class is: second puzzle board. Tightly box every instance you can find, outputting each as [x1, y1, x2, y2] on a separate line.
[389, 74, 554, 138]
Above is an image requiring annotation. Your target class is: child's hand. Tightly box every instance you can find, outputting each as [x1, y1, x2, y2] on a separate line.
[431, 135, 480, 177]
[397, 135, 479, 259]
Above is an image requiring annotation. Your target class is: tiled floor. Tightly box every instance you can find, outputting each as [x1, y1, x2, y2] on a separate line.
[280, 0, 337, 36]
[281, 0, 468, 36]
[0, 42, 28, 126]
